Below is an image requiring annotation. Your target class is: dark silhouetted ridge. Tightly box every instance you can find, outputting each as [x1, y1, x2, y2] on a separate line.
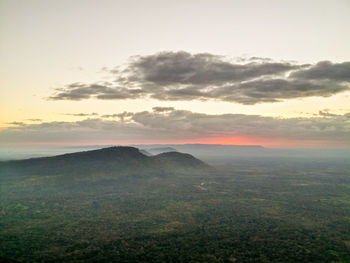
[48, 146, 146, 161]
[0, 146, 210, 177]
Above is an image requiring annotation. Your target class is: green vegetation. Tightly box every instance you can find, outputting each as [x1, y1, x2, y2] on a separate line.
[1, 147, 350, 262]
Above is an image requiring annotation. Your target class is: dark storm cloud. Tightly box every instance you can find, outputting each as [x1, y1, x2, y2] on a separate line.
[2, 108, 349, 145]
[49, 51, 350, 104]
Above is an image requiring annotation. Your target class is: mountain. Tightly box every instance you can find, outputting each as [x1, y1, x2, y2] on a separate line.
[0, 146, 209, 178]
[152, 151, 205, 168]
[3, 144, 349, 163]
[136, 144, 267, 162]
[143, 147, 178, 155]
[139, 149, 152, 156]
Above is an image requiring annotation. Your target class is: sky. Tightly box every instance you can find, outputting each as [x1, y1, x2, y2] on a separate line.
[1, 0, 350, 148]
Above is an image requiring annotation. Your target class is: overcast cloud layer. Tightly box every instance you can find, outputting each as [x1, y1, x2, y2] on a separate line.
[50, 51, 350, 104]
[1, 108, 349, 147]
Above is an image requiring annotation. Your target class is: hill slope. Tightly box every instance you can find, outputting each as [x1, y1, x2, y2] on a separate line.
[0, 146, 209, 178]
[145, 147, 178, 155]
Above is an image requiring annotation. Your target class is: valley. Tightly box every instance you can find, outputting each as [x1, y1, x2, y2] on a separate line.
[1, 147, 350, 262]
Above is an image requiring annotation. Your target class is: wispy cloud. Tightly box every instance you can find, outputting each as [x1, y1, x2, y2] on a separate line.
[101, 112, 133, 121]
[49, 51, 350, 104]
[63, 112, 99, 117]
[6, 122, 25, 126]
[25, 119, 42, 122]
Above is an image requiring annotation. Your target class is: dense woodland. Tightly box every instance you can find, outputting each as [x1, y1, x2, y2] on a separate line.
[1, 147, 350, 262]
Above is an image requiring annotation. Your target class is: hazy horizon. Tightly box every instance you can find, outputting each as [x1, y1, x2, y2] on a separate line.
[1, 143, 349, 162]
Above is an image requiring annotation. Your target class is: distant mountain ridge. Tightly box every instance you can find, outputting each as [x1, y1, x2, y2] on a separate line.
[144, 147, 178, 155]
[137, 144, 267, 162]
[3, 144, 347, 164]
[0, 144, 265, 161]
[0, 146, 209, 178]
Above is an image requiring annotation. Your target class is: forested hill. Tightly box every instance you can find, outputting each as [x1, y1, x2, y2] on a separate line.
[0, 146, 210, 177]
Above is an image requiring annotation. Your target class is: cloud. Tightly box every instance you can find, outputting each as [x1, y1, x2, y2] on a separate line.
[48, 51, 350, 104]
[1, 108, 349, 147]
[318, 110, 339, 117]
[50, 83, 143, 101]
[6, 122, 25, 126]
[130, 109, 350, 142]
[125, 51, 298, 86]
[101, 112, 133, 121]
[291, 61, 350, 81]
[25, 119, 42, 122]
[152, 107, 175, 112]
[209, 79, 347, 104]
[64, 112, 99, 117]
